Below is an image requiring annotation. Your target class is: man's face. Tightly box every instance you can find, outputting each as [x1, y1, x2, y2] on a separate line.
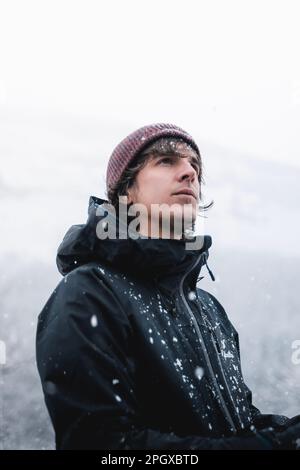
[127, 143, 200, 237]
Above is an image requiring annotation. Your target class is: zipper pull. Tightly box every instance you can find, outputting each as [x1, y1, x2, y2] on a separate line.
[204, 254, 215, 281]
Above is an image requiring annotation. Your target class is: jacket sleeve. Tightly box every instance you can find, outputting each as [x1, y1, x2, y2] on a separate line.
[36, 266, 276, 450]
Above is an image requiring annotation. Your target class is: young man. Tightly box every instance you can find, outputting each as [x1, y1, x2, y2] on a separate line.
[36, 123, 300, 450]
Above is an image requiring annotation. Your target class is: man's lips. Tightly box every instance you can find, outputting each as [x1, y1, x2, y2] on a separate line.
[172, 188, 197, 199]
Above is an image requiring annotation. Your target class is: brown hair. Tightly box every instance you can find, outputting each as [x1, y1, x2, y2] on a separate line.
[106, 136, 213, 212]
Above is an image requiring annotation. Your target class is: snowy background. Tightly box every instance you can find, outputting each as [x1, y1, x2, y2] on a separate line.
[0, 0, 300, 449]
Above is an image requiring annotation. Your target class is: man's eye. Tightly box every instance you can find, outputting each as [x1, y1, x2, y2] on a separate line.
[158, 157, 172, 164]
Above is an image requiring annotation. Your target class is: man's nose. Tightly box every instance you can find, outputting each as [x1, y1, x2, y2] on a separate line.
[178, 159, 197, 181]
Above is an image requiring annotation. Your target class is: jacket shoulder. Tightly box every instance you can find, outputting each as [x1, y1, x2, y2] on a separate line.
[37, 261, 131, 337]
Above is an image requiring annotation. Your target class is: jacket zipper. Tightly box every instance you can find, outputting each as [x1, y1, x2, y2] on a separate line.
[178, 252, 238, 434]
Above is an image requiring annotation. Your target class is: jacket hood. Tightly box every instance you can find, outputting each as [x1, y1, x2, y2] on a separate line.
[56, 196, 213, 290]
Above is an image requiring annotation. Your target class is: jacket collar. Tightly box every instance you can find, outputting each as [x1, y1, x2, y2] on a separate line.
[56, 196, 213, 292]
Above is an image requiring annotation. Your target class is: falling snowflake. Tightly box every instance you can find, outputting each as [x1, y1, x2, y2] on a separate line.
[194, 366, 204, 380]
[188, 291, 197, 301]
[90, 315, 98, 327]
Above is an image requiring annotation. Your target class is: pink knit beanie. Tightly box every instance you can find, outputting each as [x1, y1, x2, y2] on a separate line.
[106, 123, 200, 194]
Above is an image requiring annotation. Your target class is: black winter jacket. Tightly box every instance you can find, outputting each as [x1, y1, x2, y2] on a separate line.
[36, 196, 289, 450]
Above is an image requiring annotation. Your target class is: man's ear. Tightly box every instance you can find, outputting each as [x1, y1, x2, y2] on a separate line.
[126, 191, 132, 204]
[126, 187, 135, 205]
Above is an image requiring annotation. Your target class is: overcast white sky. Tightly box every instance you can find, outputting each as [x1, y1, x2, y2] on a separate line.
[0, 0, 300, 167]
